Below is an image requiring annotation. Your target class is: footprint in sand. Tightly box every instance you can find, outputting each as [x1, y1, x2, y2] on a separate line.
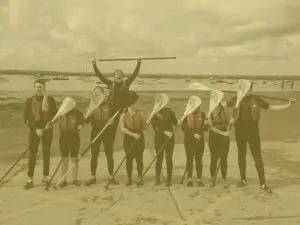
[75, 218, 85, 225]
[214, 209, 222, 217]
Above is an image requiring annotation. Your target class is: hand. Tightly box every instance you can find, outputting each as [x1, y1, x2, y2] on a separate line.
[223, 131, 231, 137]
[289, 98, 296, 105]
[36, 129, 44, 137]
[194, 133, 201, 140]
[45, 122, 52, 130]
[77, 125, 83, 130]
[137, 58, 142, 64]
[133, 133, 141, 139]
[91, 59, 97, 65]
[164, 131, 173, 138]
[229, 118, 236, 124]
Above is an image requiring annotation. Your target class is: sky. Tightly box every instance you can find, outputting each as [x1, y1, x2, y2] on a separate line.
[0, 0, 300, 75]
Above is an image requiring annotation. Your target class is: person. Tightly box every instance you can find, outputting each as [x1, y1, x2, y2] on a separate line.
[150, 107, 177, 186]
[119, 91, 146, 186]
[225, 82, 296, 194]
[23, 79, 57, 189]
[84, 86, 119, 186]
[181, 105, 208, 187]
[92, 59, 142, 114]
[56, 98, 84, 188]
[92, 59, 142, 163]
[207, 103, 231, 188]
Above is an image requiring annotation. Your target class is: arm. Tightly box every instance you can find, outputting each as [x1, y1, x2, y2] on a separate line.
[92, 60, 112, 86]
[206, 115, 229, 136]
[268, 99, 295, 111]
[77, 111, 84, 129]
[119, 113, 138, 137]
[150, 114, 162, 133]
[23, 98, 32, 127]
[125, 59, 141, 86]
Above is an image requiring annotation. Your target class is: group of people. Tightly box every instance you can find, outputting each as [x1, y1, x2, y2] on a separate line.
[22, 59, 295, 194]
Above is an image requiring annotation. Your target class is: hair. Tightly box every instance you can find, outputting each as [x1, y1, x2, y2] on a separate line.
[114, 69, 124, 77]
[93, 85, 104, 93]
[34, 79, 45, 86]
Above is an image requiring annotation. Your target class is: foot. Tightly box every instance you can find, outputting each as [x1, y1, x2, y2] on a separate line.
[236, 180, 247, 188]
[155, 179, 161, 186]
[136, 177, 144, 187]
[73, 180, 81, 187]
[109, 177, 119, 185]
[165, 180, 172, 187]
[187, 179, 193, 187]
[84, 177, 96, 186]
[197, 180, 205, 187]
[24, 180, 34, 190]
[126, 178, 133, 186]
[222, 179, 230, 189]
[210, 181, 216, 187]
[42, 177, 49, 186]
[58, 181, 67, 189]
[261, 184, 272, 194]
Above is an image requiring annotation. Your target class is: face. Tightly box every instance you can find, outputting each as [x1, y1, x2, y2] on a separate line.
[114, 70, 124, 83]
[34, 82, 45, 96]
[214, 104, 222, 113]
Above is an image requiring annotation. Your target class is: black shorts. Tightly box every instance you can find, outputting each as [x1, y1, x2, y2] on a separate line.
[59, 132, 80, 158]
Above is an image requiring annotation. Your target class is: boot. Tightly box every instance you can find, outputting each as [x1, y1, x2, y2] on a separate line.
[236, 180, 247, 188]
[84, 177, 96, 186]
[155, 175, 161, 185]
[197, 179, 205, 187]
[24, 180, 34, 190]
[261, 184, 272, 194]
[136, 177, 144, 187]
[187, 178, 193, 187]
[126, 177, 133, 186]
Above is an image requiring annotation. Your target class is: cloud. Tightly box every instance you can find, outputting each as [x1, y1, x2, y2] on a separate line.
[0, 0, 300, 75]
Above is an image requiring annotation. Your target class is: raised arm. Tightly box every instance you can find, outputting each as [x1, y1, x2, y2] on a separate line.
[92, 60, 112, 86]
[126, 59, 142, 86]
[268, 98, 295, 111]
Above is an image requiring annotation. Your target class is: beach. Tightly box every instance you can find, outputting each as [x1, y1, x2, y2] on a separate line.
[0, 75, 299, 225]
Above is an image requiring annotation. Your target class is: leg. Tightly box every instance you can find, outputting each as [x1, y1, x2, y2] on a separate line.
[195, 138, 205, 186]
[235, 127, 248, 185]
[248, 127, 267, 186]
[42, 129, 53, 179]
[154, 135, 164, 184]
[184, 137, 194, 186]
[135, 135, 145, 186]
[70, 133, 80, 185]
[220, 137, 230, 179]
[123, 135, 134, 185]
[165, 137, 174, 185]
[208, 132, 218, 179]
[103, 132, 114, 176]
[25, 129, 39, 189]
[59, 133, 69, 188]
[90, 129, 102, 177]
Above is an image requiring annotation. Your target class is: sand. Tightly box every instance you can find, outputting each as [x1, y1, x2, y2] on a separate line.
[0, 85, 299, 225]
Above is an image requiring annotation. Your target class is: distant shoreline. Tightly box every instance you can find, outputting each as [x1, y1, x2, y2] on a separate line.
[0, 69, 300, 80]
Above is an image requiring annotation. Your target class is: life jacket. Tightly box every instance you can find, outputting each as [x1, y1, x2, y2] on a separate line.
[124, 109, 145, 133]
[92, 103, 111, 125]
[233, 97, 260, 122]
[187, 111, 205, 130]
[31, 96, 51, 121]
[59, 113, 78, 132]
[211, 107, 228, 130]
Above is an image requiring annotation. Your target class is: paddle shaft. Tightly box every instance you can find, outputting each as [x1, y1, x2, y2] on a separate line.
[92, 57, 176, 62]
[0, 148, 29, 184]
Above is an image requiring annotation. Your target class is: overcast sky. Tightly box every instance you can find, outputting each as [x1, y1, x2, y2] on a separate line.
[0, 0, 300, 75]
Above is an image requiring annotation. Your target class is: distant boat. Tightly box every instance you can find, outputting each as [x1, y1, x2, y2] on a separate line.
[185, 77, 191, 82]
[52, 75, 69, 80]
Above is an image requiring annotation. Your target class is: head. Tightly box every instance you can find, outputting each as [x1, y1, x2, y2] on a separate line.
[114, 69, 124, 83]
[214, 103, 224, 113]
[192, 106, 201, 114]
[34, 79, 46, 96]
[93, 85, 105, 99]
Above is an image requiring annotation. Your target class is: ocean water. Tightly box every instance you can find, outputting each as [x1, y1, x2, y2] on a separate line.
[0, 74, 298, 93]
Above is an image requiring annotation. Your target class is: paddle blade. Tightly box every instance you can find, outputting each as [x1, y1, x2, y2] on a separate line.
[189, 82, 211, 91]
[207, 89, 224, 117]
[236, 79, 252, 107]
[52, 97, 76, 122]
[147, 93, 169, 123]
[183, 95, 202, 117]
[84, 90, 105, 118]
